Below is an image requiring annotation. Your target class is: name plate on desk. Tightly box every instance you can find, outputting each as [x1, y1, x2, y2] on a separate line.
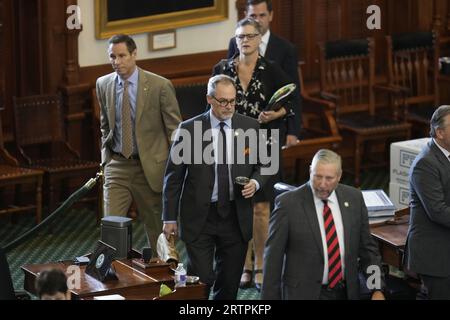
[131, 258, 170, 271]
[85, 240, 118, 282]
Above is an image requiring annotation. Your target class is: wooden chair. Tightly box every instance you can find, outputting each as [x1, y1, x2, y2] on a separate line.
[13, 94, 99, 216]
[174, 82, 208, 120]
[386, 31, 440, 137]
[0, 114, 43, 223]
[318, 38, 411, 186]
[282, 63, 342, 183]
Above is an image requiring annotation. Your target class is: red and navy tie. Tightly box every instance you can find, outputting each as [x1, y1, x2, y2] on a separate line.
[322, 200, 343, 288]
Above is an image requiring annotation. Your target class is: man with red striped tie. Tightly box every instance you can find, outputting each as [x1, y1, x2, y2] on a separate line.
[261, 149, 385, 300]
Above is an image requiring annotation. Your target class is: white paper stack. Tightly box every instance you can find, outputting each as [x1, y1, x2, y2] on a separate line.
[362, 189, 396, 224]
[93, 294, 125, 300]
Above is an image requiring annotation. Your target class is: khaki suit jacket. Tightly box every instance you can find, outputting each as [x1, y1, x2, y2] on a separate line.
[96, 67, 182, 192]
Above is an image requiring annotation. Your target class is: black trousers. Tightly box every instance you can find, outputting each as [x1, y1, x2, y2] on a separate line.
[421, 274, 450, 300]
[185, 202, 247, 300]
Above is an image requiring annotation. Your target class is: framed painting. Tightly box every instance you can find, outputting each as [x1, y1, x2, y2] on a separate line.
[95, 0, 229, 39]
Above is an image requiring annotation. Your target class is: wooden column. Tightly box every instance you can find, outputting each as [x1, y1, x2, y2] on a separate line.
[60, 0, 92, 159]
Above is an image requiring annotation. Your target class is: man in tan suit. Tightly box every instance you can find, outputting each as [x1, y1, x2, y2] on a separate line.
[96, 34, 182, 251]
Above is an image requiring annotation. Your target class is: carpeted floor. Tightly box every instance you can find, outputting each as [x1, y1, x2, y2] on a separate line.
[0, 169, 388, 300]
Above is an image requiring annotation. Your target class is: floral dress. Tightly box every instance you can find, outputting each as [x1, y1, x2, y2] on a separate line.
[212, 55, 296, 203]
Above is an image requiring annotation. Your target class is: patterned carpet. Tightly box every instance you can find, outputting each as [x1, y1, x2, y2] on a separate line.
[0, 169, 388, 300]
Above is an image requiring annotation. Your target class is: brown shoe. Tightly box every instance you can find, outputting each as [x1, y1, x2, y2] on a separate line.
[239, 269, 253, 289]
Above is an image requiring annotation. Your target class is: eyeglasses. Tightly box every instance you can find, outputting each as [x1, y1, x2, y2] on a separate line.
[211, 96, 236, 107]
[235, 33, 260, 41]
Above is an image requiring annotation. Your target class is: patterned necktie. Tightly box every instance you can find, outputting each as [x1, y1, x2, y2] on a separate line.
[322, 200, 343, 288]
[217, 122, 230, 218]
[121, 80, 133, 159]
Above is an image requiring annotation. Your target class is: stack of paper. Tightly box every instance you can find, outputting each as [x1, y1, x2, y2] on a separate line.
[362, 189, 396, 223]
[93, 294, 125, 300]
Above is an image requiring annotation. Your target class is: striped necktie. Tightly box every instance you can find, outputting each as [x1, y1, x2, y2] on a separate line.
[322, 199, 343, 288]
[121, 80, 133, 159]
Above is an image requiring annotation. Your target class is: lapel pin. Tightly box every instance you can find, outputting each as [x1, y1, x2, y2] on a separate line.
[344, 202, 349, 207]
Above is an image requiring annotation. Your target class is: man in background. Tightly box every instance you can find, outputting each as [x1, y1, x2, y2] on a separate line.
[405, 105, 450, 299]
[96, 34, 182, 252]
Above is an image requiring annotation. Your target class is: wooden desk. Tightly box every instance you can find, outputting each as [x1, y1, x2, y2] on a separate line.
[370, 215, 409, 270]
[22, 259, 207, 300]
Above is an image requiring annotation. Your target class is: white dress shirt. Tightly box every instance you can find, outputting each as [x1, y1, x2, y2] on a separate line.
[259, 30, 270, 57]
[312, 189, 346, 285]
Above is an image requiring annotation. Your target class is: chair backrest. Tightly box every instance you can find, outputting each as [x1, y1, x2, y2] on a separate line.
[175, 83, 207, 120]
[13, 94, 65, 147]
[386, 31, 439, 106]
[0, 247, 16, 300]
[318, 38, 375, 118]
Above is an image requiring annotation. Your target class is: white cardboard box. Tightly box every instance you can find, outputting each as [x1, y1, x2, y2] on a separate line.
[389, 182, 410, 210]
[390, 138, 429, 186]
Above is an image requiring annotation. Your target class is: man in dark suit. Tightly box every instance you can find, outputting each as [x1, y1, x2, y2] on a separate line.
[405, 105, 450, 299]
[261, 149, 385, 300]
[162, 75, 269, 300]
[228, 0, 301, 143]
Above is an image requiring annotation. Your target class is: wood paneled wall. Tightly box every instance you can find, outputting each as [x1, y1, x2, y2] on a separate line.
[1, 0, 449, 160]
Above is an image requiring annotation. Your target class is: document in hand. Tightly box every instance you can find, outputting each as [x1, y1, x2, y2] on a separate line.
[266, 83, 297, 111]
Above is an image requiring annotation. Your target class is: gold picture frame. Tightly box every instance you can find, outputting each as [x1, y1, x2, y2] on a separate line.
[95, 0, 229, 39]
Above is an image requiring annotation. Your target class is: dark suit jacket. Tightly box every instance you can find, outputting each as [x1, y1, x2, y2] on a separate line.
[261, 183, 383, 300]
[162, 112, 268, 244]
[404, 140, 450, 277]
[228, 32, 302, 135]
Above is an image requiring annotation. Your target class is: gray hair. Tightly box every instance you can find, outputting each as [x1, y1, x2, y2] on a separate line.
[207, 74, 236, 97]
[311, 149, 342, 173]
[236, 17, 263, 35]
[430, 105, 450, 137]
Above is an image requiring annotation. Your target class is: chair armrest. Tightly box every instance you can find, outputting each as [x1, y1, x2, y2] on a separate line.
[302, 95, 336, 113]
[319, 91, 341, 103]
[373, 84, 410, 95]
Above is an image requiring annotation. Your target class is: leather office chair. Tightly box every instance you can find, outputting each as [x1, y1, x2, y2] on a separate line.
[174, 82, 208, 120]
[13, 94, 99, 216]
[0, 113, 43, 223]
[386, 31, 440, 138]
[318, 38, 411, 186]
